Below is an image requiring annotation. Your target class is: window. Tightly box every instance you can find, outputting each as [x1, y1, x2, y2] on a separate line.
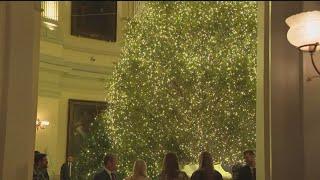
[71, 1, 117, 42]
[41, 1, 59, 21]
[41, 1, 59, 30]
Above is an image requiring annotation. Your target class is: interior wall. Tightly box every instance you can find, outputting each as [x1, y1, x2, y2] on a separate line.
[35, 78, 106, 179]
[35, 97, 59, 178]
[269, 2, 304, 180]
[302, 2, 320, 180]
[257, 2, 320, 180]
[256, 2, 306, 180]
[35, 2, 138, 179]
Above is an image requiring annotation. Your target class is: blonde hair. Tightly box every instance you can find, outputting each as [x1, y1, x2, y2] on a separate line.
[133, 159, 148, 177]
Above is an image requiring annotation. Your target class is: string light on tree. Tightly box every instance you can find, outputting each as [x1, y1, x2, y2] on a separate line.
[77, 2, 257, 180]
[74, 114, 112, 180]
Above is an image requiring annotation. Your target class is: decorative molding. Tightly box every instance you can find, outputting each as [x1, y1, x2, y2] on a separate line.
[39, 54, 112, 98]
[38, 72, 108, 98]
[62, 42, 121, 57]
[40, 54, 114, 75]
[38, 2, 141, 98]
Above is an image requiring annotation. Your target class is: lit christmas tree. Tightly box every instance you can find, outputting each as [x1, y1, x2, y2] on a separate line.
[74, 113, 112, 180]
[81, 1, 257, 179]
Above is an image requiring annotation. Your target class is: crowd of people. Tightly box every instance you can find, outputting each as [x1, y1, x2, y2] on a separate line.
[92, 150, 256, 180]
[33, 151, 74, 180]
[33, 150, 256, 180]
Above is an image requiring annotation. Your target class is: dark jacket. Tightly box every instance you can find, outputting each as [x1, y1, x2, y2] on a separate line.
[60, 162, 75, 180]
[158, 171, 189, 180]
[191, 169, 222, 180]
[238, 165, 256, 180]
[93, 169, 117, 180]
[33, 167, 49, 180]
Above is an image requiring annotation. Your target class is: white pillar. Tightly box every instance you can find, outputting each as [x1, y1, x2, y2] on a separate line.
[256, 2, 271, 180]
[0, 2, 40, 180]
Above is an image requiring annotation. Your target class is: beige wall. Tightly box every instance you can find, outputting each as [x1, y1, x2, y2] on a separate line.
[35, 97, 60, 178]
[303, 58, 320, 180]
[256, 2, 306, 180]
[257, 2, 320, 180]
[270, 2, 304, 180]
[302, 2, 320, 180]
[35, 73, 107, 179]
[255, 2, 307, 180]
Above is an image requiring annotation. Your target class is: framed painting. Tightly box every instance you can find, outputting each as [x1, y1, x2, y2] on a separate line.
[67, 99, 108, 158]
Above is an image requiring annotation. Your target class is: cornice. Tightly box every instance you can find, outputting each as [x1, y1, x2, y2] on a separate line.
[62, 41, 121, 57]
[39, 53, 113, 98]
[39, 54, 114, 75]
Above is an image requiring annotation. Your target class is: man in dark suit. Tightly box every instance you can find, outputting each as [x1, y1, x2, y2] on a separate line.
[60, 155, 74, 180]
[238, 150, 256, 180]
[93, 153, 118, 180]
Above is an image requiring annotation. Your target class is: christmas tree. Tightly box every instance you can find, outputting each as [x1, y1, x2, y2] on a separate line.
[74, 113, 112, 180]
[79, 1, 257, 179]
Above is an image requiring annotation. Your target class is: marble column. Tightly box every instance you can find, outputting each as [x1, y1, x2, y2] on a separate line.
[0, 2, 40, 180]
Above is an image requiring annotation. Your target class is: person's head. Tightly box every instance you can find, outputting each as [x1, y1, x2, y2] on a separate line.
[162, 152, 179, 178]
[199, 151, 214, 171]
[34, 151, 40, 155]
[35, 153, 48, 169]
[243, 150, 255, 166]
[104, 153, 117, 171]
[34, 151, 39, 165]
[67, 155, 73, 163]
[133, 159, 147, 177]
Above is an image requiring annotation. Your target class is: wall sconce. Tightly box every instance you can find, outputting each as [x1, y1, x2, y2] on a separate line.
[286, 11, 320, 81]
[36, 118, 50, 130]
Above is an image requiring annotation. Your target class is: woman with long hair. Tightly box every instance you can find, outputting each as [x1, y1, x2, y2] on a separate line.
[191, 151, 222, 180]
[125, 159, 150, 180]
[158, 152, 189, 180]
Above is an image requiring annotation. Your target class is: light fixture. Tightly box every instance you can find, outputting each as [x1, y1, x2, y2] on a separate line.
[286, 11, 320, 80]
[36, 118, 50, 130]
